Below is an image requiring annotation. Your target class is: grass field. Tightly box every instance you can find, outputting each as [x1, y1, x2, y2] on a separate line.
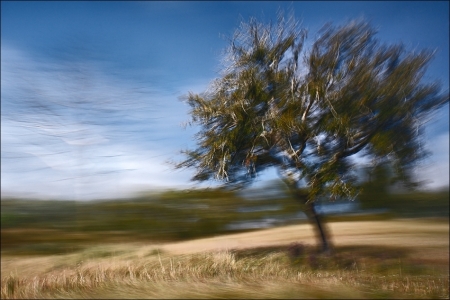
[1, 218, 448, 299]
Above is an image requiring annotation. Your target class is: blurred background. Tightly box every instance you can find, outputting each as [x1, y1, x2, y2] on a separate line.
[1, 2, 448, 254]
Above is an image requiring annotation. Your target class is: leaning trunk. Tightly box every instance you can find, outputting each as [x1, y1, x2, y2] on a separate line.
[293, 190, 332, 253]
[304, 202, 332, 253]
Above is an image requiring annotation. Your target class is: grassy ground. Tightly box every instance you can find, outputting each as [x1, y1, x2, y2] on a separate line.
[1, 218, 448, 299]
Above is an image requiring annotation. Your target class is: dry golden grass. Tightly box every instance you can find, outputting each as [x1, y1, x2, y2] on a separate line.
[1, 219, 448, 299]
[156, 219, 449, 257]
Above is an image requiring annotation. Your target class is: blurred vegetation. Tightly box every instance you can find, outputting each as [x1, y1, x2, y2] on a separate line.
[359, 189, 449, 218]
[1, 183, 448, 255]
[2, 190, 291, 232]
[0, 187, 295, 254]
[358, 164, 449, 217]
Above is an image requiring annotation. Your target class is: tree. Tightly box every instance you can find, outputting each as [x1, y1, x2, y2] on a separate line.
[176, 14, 449, 252]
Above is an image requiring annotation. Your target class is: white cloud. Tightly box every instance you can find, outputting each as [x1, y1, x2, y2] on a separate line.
[1, 43, 197, 200]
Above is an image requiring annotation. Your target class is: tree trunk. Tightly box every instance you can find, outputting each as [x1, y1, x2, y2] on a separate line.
[293, 190, 333, 253]
[305, 202, 332, 253]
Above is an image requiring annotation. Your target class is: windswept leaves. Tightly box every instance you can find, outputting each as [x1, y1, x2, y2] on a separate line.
[178, 15, 449, 200]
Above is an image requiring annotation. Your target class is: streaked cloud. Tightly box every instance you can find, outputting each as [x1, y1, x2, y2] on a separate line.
[1, 43, 197, 199]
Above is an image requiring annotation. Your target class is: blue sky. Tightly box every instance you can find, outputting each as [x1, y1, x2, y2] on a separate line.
[1, 1, 448, 200]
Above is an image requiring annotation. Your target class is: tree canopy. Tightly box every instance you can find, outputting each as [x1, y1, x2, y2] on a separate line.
[177, 15, 448, 203]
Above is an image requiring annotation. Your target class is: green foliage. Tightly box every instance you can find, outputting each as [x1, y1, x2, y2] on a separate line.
[358, 164, 449, 217]
[359, 164, 392, 210]
[369, 190, 449, 217]
[2, 188, 447, 255]
[177, 13, 449, 202]
[0, 188, 301, 254]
